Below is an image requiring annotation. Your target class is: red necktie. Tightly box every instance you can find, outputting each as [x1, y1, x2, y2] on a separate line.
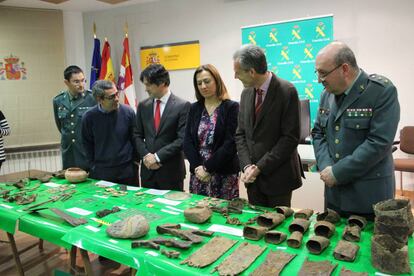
[154, 99, 161, 132]
[255, 88, 264, 117]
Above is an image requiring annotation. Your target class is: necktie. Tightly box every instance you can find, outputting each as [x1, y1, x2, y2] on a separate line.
[255, 88, 264, 117]
[154, 99, 161, 132]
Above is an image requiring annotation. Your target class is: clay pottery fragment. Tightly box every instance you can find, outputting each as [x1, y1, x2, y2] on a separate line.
[53, 170, 66, 179]
[373, 198, 414, 237]
[184, 206, 212, 224]
[288, 218, 310, 233]
[371, 234, 411, 274]
[287, 231, 303, 248]
[106, 215, 149, 239]
[39, 174, 53, 183]
[275, 206, 294, 218]
[316, 208, 341, 224]
[64, 167, 88, 183]
[306, 235, 330, 255]
[314, 221, 336, 238]
[333, 240, 359, 262]
[342, 225, 361, 242]
[264, 231, 287, 245]
[339, 267, 368, 276]
[257, 212, 285, 229]
[347, 215, 367, 230]
[294, 208, 314, 220]
[243, 225, 267, 240]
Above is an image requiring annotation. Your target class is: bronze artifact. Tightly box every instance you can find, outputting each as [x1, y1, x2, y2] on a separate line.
[53, 170, 66, 179]
[211, 242, 266, 275]
[156, 225, 206, 243]
[227, 197, 246, 213]
[347, 215, 367, 230]
[96, 206, 121, 218]
[151, 237, 192, 250]
[131, 240, 159, 250]
[161, 249, 180, 259]
[181, 236, 237, 268]
[184, 206, 212, 224]
[288, 218, 310, 233]
[264, 231, 287, 245]
[314, 220, 336, 238]
[306, 235, 330, 255]
[257, 212, 285, 229]
[106, 215, 149, 239]
[333, 240, 359, 262]
[64, 167, 88, 183]
[50, 208, 87, 227]
[371, 234, 411, 274]
[316, 208, 341, 224]
[342, 225, 361, 242]
[287, 231, 303, 248]
[294, 208, 314, 220]
[298, 258, 337, 276]
[251, 250, 296, 276]
[275, 206, 294, 218]
[243, 225, 267, 241]
[339, 267, 368, 276]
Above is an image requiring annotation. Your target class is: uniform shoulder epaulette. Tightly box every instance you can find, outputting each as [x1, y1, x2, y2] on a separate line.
[369, 74, 392, 87]
[53, 90, 67, 99]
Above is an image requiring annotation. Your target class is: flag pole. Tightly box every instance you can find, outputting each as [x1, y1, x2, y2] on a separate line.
[124, 21, 128, 38]
[93, 22, 96, 39]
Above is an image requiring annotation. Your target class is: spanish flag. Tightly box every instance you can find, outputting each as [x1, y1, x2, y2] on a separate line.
[99, 40, 115, 82]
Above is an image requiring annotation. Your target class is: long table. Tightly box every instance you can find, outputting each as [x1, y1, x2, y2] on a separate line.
[0, 177, 413, 275]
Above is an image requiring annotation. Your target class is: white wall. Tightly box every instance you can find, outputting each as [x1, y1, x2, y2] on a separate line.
[75, 0, 414, 192]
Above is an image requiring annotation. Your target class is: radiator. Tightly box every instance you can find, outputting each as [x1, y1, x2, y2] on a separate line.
[1, 149, 62, 175]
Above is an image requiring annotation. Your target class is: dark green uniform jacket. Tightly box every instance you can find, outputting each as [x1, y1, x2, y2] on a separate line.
[312, 70, 400, 213]
[53, 90, 96, 170]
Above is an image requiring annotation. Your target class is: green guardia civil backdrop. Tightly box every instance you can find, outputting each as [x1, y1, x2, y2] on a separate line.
[241, 15, 333, 127]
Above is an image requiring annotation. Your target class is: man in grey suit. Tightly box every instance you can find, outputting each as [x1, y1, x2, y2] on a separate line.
[234, 44, 303, 208]
[312, 41, 400, 219]
[134, 64, 190, 191]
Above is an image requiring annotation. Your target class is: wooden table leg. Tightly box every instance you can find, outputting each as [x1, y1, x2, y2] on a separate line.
[69, 246, 78, 274]
[79, 248, 94, 276]
[38, 239, 44, 251]
[6, 232, 24, 276]
[130, 268, 137, 275]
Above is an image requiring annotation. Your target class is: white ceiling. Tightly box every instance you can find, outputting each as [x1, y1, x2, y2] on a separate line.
[0, 0, 158, 12]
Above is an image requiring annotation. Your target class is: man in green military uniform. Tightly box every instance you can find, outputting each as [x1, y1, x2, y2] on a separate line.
[53, 65, 96, 170]
[312, 42, 400, 219]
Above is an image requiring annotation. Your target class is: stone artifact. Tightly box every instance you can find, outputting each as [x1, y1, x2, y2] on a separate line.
[298, 258, 337, 276]
[212, 242, 266, 275]
[342, 225, 361, 242]
[251, 250, 296, 276]
[287, 231, 303, 248]
[106, 215, 149, 239]
[347, 215, 367, 230]
[333, 240, 359, 262]
[314, 221, 336, 238]
[96, 206, 121, 218]
[37, 174, 53, 183]
[288, 218, 310, 233]
[316, 208, 341, 224]
[243, 225, 267, 241]
[50, 208, 87, 227]
[339, 267, 368, 276]
[373, 199, 414, 243]
[294, 208, 314, 220]
[275, 206, 294, 218]
[257, 212, 285, 229]
[184, 206, 212, 224]
[161, 249, 180, 259]
[151, 237, 192, 250]
[264, 231, 287, 245]
[306, 235, 330, 255]
[164, 191, 191, 201]
[371, 234, 411, 274]
[64, 167, 88, 183]
[53, 170, 66, 179]
[181, 236, 237, 268]
[131, 240, 160, 250]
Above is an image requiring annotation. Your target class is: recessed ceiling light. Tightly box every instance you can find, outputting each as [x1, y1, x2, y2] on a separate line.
[96, 0, 130, 4]
[39, 0, 69, 4]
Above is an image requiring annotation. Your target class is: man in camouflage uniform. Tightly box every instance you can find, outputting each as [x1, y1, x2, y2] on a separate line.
[312, 41, 400, 219]
[53, 65, 96, 170]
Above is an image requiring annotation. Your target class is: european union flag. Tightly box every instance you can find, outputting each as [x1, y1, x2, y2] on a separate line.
[90, 38, 101, 89]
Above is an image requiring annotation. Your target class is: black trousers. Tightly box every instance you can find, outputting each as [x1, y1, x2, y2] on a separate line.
[247, 183, 292, 208]
[326, 202, 375, 221]
[141, 178, 183, 191]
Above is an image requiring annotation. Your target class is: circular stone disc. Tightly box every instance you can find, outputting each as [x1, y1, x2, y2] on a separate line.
[164, 191, 192, 201]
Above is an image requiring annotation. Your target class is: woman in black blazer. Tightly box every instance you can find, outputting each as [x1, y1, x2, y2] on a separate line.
[184, 64, 240, 200]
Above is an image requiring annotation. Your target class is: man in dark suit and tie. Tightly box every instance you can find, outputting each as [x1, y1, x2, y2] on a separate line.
[134, 64, 190, 191]
[233, 44, 303, 207]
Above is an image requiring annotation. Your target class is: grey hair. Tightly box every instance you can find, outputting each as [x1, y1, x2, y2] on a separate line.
[334, 44, 358, 69]
[233, 44, 267, 74]
[92, 80, 114, 99]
